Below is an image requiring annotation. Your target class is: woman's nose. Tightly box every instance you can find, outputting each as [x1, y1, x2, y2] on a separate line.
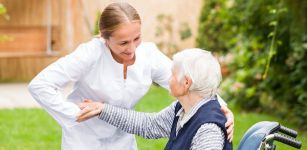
[127, 42, 136, 52]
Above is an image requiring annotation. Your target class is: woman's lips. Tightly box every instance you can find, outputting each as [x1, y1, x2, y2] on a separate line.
[122, 52, 133, 56]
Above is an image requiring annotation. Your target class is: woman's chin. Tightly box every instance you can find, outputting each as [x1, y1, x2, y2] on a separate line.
[122, 54, 135, 62]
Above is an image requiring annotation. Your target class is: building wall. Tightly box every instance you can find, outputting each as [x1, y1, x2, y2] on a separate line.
[0, 0, 68, 52]
[0, 0, 67, 81]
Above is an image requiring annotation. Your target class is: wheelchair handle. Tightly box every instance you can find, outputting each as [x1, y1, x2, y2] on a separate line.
[279, 125, 298, 138]
[274, 133, 302, 149]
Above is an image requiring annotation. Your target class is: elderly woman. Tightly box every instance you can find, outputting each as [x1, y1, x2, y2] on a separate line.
[78, 48, 233, 149]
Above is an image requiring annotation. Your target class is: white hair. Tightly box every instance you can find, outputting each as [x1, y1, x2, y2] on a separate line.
[172, 48, 222, 99]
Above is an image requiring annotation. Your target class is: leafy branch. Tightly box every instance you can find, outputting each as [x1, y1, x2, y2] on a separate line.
[0, 3, 9, 20]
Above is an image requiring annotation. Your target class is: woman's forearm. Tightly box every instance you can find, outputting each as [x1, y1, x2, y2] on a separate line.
[99, 103, 176, 139]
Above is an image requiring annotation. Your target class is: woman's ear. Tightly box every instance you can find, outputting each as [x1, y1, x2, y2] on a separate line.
[184, 75, 193, 90]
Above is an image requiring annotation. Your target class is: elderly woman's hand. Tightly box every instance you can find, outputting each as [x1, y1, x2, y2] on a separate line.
[77, 99, 104, 122]
[221, 105, 234, 142]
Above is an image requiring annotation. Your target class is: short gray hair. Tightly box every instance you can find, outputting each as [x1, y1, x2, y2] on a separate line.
[172, 48, 222, 99]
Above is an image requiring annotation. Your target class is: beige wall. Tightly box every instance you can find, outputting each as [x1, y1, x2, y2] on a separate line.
[0, 0, 67, 51]
[0, 0, 63, 26]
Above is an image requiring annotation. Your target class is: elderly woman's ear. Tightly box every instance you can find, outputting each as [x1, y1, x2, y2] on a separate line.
[183, 75, 193, 92]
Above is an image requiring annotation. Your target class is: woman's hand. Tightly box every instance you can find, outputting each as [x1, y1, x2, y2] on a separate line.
[77, 99, 104, 122]
[221, 105, 234, 142]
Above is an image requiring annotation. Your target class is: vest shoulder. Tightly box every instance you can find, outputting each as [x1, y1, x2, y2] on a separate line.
[196, 100, 226, 123]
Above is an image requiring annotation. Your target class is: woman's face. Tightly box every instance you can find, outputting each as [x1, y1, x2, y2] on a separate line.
[169, 66, 186, 97]
[106, 21, 141, 63]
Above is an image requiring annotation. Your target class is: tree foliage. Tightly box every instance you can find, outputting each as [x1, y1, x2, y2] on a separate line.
[0, 3, 8, 20]
[197, 0, 307, 129]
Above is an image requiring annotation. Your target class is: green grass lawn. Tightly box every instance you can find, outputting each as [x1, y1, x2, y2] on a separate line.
[0, 86, 306, 150]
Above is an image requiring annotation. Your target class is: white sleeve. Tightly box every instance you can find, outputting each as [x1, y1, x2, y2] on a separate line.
[28, 44, 96, 128]
[150, 44, 172, 90]
[217, 94, 227, 106]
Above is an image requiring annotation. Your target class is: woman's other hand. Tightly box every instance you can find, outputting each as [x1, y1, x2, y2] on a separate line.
[221, 105, 234, 143]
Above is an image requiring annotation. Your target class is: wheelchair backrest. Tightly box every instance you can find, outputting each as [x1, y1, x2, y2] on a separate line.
[237, 121, 279, 150]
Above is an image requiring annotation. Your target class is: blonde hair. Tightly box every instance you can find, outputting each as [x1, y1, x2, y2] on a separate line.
[99, 2, 141, 39]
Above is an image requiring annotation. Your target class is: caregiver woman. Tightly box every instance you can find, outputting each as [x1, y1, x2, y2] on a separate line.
[28, 2, 233, 150]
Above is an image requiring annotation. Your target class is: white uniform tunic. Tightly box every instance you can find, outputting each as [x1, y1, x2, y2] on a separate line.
[28, 38, 172, 150]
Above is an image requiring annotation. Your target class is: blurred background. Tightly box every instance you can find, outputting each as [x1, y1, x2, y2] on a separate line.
[0, 0, 306, 150]
[0, 0, 201, 81]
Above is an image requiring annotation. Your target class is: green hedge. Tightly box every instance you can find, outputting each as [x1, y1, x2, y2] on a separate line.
[197, 0, 307, 129]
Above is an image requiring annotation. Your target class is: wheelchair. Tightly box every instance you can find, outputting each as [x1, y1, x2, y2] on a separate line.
[238, 121, 302, 150]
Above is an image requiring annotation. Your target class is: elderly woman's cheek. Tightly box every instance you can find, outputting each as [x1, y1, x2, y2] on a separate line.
[169, 79, 177, 97]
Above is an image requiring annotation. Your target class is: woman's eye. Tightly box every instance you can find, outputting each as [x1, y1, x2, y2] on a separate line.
[120, 42, 127, 46]
[134, 37, 140, 41]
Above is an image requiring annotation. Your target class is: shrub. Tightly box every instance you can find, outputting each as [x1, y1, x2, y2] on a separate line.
[197, 0, 307, 129]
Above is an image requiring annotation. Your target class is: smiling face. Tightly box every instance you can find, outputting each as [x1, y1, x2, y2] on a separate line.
[105, 21, 141, 63]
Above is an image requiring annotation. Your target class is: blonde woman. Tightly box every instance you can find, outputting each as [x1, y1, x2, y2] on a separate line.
[28, 3, 233, 150]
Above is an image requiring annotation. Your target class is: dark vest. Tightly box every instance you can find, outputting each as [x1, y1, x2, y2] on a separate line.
[164, 100, 233, 150]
